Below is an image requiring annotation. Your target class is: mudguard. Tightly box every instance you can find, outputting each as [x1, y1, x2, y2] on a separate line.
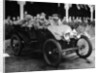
[12, 28, 30, 43]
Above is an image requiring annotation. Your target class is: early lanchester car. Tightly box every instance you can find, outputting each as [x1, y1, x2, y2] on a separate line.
[10, 15, 92, 66]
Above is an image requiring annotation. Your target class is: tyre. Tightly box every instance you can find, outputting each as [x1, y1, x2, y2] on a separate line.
[76, 35, 92, 58]
[43, 39, 62, 66]
[11, 34, 23, 56]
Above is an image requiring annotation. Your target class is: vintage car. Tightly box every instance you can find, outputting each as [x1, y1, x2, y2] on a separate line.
[10, 19, 92, 66]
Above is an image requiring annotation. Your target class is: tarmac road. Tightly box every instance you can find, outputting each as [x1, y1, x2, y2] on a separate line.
[4, 37, 95, 72]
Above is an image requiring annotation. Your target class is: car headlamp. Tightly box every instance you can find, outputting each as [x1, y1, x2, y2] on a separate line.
[72, 29, 77, 35]
[63, 32, 70, 40]
[69, 29, 78, 38]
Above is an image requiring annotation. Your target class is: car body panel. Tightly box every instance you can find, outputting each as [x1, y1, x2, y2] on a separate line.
[47, 25, 72, 40]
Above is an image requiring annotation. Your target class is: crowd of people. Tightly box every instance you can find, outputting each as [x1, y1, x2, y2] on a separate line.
[4, 12, 95, 30]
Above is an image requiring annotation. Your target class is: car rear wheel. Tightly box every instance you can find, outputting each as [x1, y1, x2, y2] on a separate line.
[43, 39, 62, 66]
[76, 35, 92, 58]
[11, 34, 23, 56]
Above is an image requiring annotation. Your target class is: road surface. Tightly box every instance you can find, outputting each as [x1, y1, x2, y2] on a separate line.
[4, 37, 95, 72]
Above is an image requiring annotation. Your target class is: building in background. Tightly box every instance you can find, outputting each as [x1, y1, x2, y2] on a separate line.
[4, 0, 95, 22]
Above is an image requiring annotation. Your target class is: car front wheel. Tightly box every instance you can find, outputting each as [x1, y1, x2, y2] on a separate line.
[43, 39, 62, 66]
[76, 35, 92, 58]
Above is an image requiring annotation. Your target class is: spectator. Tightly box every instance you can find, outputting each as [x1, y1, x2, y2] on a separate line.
[22, 13, 34, 27]
[17, 16, 20, 21]
[5, 16, 13, 25]
[62, 16, 67, 24]
[68, 16, 72, 22]
[39, 12, 48, 26]
[32, 14, 42, 29]
[51, 14, 62, 26]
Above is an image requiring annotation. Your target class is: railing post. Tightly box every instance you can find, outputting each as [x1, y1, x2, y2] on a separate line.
[17, 1, 26, 20]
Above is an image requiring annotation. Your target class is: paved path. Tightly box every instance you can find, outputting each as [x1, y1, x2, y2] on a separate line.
[4, 38, 95, 72]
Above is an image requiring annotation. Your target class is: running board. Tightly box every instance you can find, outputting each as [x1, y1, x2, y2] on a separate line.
[62, 47, 78, 55]
[62, 47, 78, 52]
